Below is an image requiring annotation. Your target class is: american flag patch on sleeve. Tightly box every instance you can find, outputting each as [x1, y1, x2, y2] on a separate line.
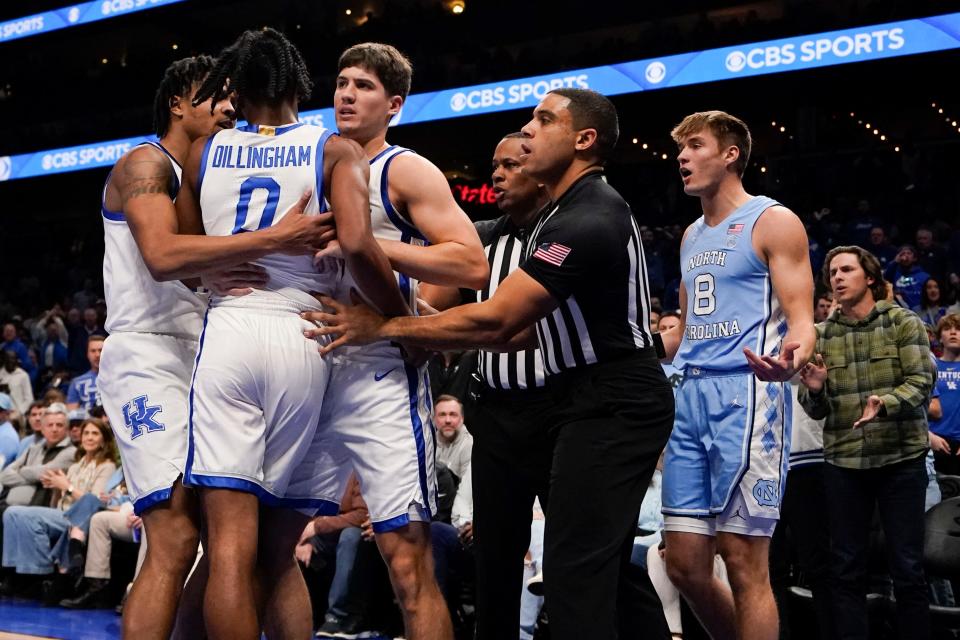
[532, 242, 572, 266]
[727, 223, 744, 234]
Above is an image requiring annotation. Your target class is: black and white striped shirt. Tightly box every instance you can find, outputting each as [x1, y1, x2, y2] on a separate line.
[475, 215, 547, 390]
[520, 172, 656, 376]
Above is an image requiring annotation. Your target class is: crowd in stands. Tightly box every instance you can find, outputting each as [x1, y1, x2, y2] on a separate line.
[1, 206, 959, 639]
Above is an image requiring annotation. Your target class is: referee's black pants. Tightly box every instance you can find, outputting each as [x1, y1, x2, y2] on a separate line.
[544, 352, 673, 640]
[466, 383, 556, 640]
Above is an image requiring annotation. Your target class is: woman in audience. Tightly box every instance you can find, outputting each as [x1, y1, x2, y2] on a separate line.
[1, 417, 117, 602]
[914, 277, 951, 326]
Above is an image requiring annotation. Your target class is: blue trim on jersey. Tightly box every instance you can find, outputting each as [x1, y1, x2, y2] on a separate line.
[372, 513, 410, 534]
[101, 207, 125, 222]
[138, 141, 181, 198]
[380, 150, 426, 241]
[314, 129, 336, 213]
[236, 122, 307, 136]
[100, 168, 127, 222]
[424, 372, 439, 501]
[184, 306, 211, 482]
[398, 233, 412, 304]
[145, 141, 183, 170]
[132, 484, 173, 516]
[195, 134, 217, 195]
[404, 363, 432, 520]
[369, 145, 396, 164]
[185, 473, 340, 511]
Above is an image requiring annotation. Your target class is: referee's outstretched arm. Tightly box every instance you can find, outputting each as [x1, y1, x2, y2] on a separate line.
[303, 268, 555, 354]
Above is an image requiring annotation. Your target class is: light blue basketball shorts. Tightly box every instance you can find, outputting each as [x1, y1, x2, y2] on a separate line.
[662, 367, 791, 536]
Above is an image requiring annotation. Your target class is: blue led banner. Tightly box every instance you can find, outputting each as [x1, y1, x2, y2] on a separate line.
[0, 0, 184, 44]
[2, 11, 959, 182]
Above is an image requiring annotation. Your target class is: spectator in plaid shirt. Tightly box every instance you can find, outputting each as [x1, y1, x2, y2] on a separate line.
[799, 245, 935, 640]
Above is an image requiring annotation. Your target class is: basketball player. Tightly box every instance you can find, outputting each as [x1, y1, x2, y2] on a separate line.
[306, 43, 487, 640]
[304, 88, 675, 640]
[656, 111, 815, 640]
[99, 55, 334, 640]
[175, 30, 409, 640]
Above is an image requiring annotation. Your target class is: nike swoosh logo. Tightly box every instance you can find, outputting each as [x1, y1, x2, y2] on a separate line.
[374, 367, 398, 381]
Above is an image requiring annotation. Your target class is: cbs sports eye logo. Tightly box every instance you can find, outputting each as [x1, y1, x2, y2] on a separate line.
[449, 74, 589, 113]
[724, 28, 905, 73]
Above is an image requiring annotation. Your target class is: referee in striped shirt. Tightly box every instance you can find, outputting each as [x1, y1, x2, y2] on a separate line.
[306, 88, 674, 640]
[468, 131, 555, 640]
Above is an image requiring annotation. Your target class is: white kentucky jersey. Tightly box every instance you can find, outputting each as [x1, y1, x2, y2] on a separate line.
[674, 195, 786, 372]
[102, 141, 206, 340]
[335, 145, 426, 361]
[198, 122, 340, 310]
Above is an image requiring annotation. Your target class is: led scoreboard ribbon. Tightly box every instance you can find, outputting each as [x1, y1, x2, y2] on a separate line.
[0, 0, 184, 44]
[1, 10, 959, 182]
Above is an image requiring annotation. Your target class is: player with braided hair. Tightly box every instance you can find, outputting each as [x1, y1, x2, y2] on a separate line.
[99, 54, 334, 639]
[176, 28, 410, 639]
[191, 27, 313, 115]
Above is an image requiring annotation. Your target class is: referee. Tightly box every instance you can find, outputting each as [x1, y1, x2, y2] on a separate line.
[305, 88, 674, 640]
[469, 131, 554, 640]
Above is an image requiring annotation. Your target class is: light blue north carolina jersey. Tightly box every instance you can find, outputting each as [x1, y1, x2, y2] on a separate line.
[198, 122, 339, 309]
[674, 195, 786, 372]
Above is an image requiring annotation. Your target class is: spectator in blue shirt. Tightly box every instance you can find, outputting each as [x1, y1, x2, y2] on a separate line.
[17, 400, 47, 458]
[0, 393, 18, 468]
[930, 314, 960, 475]
[868, 226, 897, 270]
[1, 323, 37, 386]
[884, 244, 931, 310]
[844, 199, 883, 246]
[67, 309, 107, 376]
[38, 319, 69, 375]
[67, 336, 103, 412]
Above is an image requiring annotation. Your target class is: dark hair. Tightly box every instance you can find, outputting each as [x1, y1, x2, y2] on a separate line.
[87, 334, 106, 344]
[434, 394, 463, 411]
[671, 111, 752, 177]
[28, 400, 47, 414]
[822, 245, 887, 302]
[547, 88, 619, 162]
[920, 277, 943, 310]
[659, 310, 681, 321]
[153, 55, 216, 137]
[74, 418, 118, 465]
[193, 28, 312, 110]
[338, 42, 413, 100]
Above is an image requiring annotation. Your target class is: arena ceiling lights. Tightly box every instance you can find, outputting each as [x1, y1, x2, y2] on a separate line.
[1, 10, 959, 182]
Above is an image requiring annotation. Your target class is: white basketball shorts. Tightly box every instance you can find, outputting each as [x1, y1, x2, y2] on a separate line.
[308, 354, 438, 532]
[98, 332, 197, 515]
[184, 300, 335, 513]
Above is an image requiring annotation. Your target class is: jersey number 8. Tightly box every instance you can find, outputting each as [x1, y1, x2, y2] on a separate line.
[692, 273, 716, 316]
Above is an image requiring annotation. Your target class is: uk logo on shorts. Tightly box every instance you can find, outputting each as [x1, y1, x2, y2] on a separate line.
[752, 479, 779, 507]
[122, 395, 165, 440]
